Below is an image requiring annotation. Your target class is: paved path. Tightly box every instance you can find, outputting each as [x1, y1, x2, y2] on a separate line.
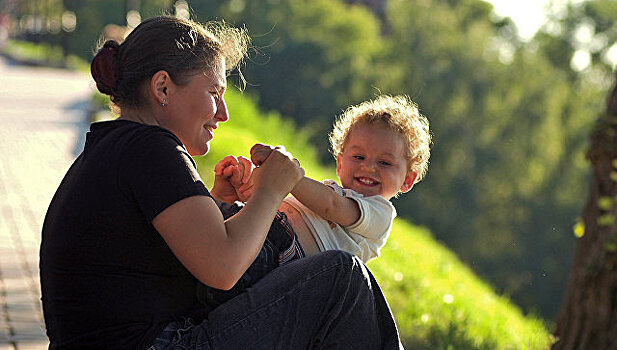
[0, 55, 93, 349]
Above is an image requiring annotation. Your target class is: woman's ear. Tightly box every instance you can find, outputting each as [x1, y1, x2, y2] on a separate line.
[150, 70, 171, 106]
[400, 171, 418, 193]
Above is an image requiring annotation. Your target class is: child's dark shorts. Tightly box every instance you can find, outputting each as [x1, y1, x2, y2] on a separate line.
[197, 202, 305, 309]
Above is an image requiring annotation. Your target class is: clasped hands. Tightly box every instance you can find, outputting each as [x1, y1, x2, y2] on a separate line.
[210, 143, 304, 204]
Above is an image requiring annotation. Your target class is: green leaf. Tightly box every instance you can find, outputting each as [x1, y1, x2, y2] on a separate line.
[598, 214, 615, 227]
[599, 196, 614, 211]
[573, 220, 585, 238]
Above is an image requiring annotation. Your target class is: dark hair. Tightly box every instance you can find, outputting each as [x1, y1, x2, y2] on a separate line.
[91, 16, 249, 109]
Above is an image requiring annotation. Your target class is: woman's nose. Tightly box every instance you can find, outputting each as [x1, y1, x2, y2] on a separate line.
[216, 97, 229, 122]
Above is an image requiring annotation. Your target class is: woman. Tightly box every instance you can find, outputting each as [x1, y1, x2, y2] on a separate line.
[40, 16, 403, 349]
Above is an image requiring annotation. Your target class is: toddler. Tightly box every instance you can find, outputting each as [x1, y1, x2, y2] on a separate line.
[202, 95, 431, 308]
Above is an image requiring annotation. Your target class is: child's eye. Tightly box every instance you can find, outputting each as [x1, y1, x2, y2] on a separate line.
[353, 155, 365, 160]
[379, 160, 392, 166]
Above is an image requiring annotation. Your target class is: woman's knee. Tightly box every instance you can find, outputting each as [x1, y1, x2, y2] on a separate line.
[307, 250, 360, 267]
[305, 251, 371, 286]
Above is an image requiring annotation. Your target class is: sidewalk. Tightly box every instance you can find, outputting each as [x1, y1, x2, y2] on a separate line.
[0, 55, 93, 349]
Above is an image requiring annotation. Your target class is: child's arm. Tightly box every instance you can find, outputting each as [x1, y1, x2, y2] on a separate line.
[290, 176, 361, 227]
[251, 143, 361, 226]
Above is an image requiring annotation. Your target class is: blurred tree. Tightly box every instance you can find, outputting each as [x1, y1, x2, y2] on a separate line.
[59, 0, 171, 59]
[547, 1, 617, 347]
[191, 0, 385, 158]
[552, 63, 617, 350]
[373, 0, 601, 318]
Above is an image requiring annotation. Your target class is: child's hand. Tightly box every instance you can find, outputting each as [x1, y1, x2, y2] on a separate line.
[249, 144, 304, 199]
[250, 143, 274, 166]
[211, 156, 255, 203]
[231, 156, 254, 202]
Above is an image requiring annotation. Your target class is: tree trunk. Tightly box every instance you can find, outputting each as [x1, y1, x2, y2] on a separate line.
[552, 72, 617, 349]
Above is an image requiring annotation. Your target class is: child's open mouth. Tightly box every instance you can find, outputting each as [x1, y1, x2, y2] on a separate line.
[356, 177, 378, 186]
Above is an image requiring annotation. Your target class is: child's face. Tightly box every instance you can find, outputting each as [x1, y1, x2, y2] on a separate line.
[336, 123, 417, 200]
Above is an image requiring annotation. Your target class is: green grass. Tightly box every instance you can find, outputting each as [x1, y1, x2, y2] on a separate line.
[369, 220, 552, 349]
[194, 88, 554, 349]
[1, 39, 89, 71]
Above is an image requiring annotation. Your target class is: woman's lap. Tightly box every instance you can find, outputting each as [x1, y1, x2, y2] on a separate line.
[150, 250, 403, 349]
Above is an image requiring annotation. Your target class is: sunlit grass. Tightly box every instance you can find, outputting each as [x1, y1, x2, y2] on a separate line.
[370, 220, 552, 349]
[2, 39, 89, 71]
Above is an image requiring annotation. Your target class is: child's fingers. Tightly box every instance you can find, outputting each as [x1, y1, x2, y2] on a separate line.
[250, 144, 288, 166]
[237, 156, 254, 183]
[222, 164, 238, 178]
[249, 143, 267, 155]
[215, 155, 239, 175]
[250, 144, 274, 166]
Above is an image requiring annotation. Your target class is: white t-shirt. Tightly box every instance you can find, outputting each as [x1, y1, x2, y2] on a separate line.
[283, 180, 396, 262]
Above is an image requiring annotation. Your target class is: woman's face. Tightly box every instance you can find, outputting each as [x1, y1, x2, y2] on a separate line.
[163, 58, 228, 156]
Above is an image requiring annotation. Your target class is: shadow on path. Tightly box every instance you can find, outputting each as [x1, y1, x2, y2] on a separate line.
[61, 98, 92, 156]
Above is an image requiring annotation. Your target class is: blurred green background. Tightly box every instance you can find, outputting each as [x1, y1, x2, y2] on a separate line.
[3, 0, 616, 347]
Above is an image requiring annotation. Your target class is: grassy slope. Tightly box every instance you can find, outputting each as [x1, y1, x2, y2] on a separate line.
[195, 89, 553, 349]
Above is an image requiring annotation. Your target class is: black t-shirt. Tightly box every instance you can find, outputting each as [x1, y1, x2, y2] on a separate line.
[40, 120, 211, 349]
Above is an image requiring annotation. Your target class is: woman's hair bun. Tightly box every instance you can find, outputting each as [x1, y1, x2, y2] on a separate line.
[91, 40, 120, 95]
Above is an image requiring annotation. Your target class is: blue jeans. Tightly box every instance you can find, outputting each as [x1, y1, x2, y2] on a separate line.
[196, 212, 304, 309]
[149, 250, 404, 349]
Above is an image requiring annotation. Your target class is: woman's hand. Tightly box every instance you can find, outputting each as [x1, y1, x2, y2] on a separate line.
[249, 144, 304, 200]
[154, 144, 303, 290]
[211, 155, 254, 203]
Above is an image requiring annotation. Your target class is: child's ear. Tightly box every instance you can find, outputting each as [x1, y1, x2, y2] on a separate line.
[336, 154, 343, 176]
[400, 171, 418, 193]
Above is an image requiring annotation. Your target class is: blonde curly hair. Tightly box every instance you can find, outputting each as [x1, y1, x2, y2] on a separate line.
[329, 95, 432, 183]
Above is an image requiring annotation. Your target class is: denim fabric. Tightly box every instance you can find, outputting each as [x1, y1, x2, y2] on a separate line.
[196, 213, 300, 309]
[148, 318, 212, 350]
[151, 250, 404, 350]
[196, 233, 280, 308]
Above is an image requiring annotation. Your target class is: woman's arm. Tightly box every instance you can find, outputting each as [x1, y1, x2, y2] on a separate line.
[290, 177, 361, 227]
[153, 148, 303, 290]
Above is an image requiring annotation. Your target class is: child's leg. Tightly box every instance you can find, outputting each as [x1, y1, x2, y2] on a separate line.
[195, 236, 279, 308]
[275, 211, 305, 264]
[196, 211, 303, 309]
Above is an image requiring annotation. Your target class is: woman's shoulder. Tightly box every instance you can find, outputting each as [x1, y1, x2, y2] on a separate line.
[88, 120, 184, 155]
